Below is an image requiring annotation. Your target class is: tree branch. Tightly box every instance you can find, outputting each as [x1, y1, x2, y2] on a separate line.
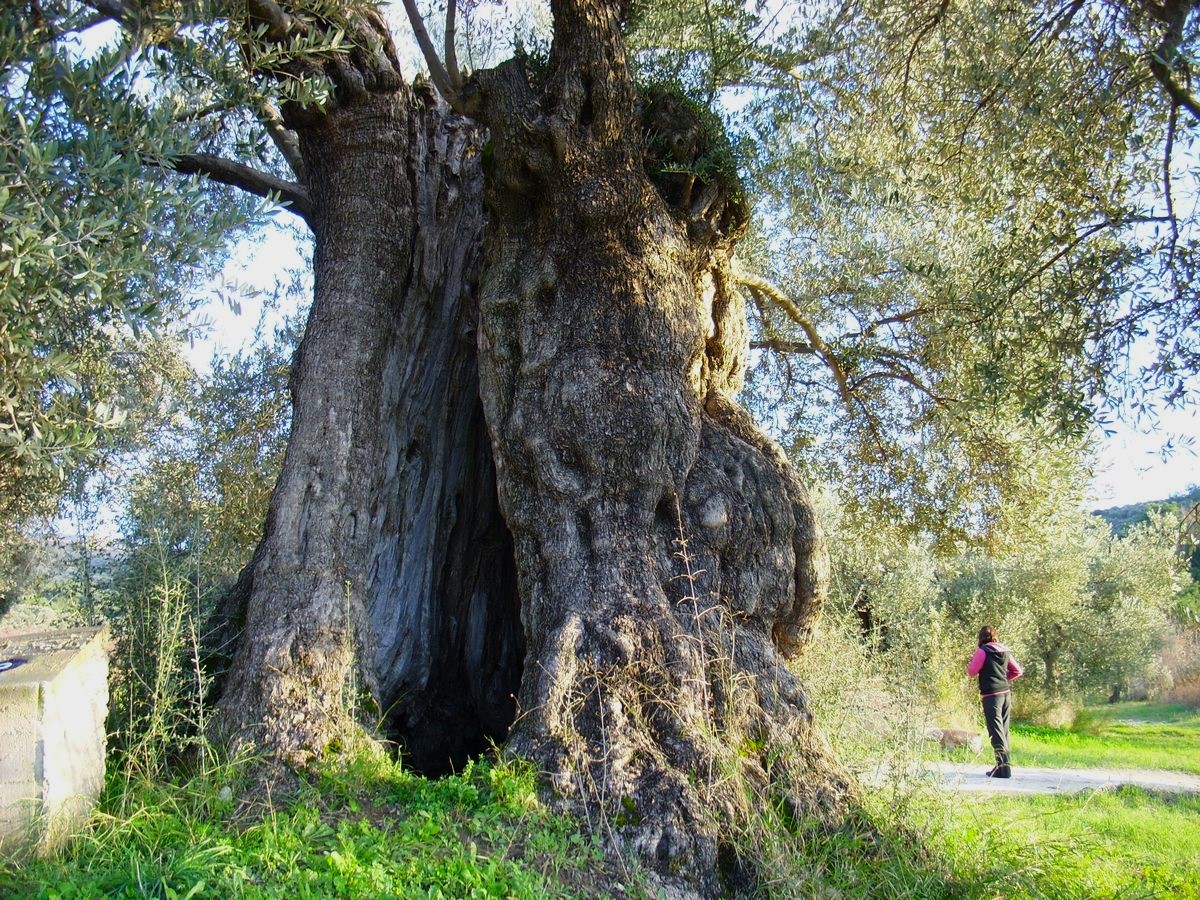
[750, 338, 816, 354]
[173, 99, 239, 123]
[1149, 53, 1200, 119]
[400, 0, 458, 102]
[259, 100, 306, 180]
[734, 268, 856, 411]
[1147, 0, 1200, 121]
[445, 0, 463, 91]
[900, 0, 950, 109]
[851, 364, 954, 406]
[84, 0, 138, 28]
[1164, 99, 1180, 270]
[162, 153, 312, 223]
[246, 0, 298, 42]
[1010, 215, 1170, 299]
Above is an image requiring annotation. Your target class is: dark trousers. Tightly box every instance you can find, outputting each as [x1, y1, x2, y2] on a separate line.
[981, 691, 1011, 769]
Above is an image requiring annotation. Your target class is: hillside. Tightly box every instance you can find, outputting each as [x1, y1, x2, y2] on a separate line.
[1095, 486, 1200, 536]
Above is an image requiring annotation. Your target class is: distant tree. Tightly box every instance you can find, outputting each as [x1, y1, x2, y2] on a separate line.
[1082, 508, 1185, 698]
[121, 323, 295, 584]
[935, 504, 1183, 698]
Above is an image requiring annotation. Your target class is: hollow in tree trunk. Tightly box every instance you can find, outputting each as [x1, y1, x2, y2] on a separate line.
[212, 13, 522, 773]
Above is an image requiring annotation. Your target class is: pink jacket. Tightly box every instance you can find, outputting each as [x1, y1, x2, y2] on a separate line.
[967, 642, 1023, 696]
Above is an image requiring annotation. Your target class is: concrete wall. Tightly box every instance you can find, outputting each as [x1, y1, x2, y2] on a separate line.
[0, 626, 109, 854]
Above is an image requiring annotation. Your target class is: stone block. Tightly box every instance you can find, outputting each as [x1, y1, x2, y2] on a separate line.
[0, 626, 109, 854]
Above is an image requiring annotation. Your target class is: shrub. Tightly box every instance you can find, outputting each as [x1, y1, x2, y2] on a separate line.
[1012, 691, 1077, 728]
[1162, 630, 1200, 708]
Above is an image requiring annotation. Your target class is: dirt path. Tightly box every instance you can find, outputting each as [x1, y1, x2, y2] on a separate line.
[876, 762, 1200, 795]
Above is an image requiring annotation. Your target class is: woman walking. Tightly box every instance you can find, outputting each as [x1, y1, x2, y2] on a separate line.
[967, 625, 1023, 778]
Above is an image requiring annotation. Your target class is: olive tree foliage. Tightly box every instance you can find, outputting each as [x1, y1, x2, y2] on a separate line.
[820, 485, 1185, 707]
[937, 505, 1185, 698]
[629, 0, 1200, 543]
[120, 320, 295, 586]
[0, 6, 272, 529]
[6, 0, 1196, 543]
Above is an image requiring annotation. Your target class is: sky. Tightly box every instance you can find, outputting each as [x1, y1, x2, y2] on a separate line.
[1089, 406, 1197, 508]
[184, 220, 310, 366]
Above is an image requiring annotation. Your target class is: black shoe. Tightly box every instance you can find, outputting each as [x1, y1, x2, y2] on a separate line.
[993, 765, 1012, 779]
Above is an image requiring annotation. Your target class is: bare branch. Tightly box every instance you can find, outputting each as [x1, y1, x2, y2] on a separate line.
[445, 0, 463, 91]
[750, 338, 816, 354]
[160, 153, 312, 223]
[734, 267, 856, 411]
[400, 0, 457, 102]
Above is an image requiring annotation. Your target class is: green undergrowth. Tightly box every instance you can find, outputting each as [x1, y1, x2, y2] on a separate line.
[0, 751, 611, 899]
[5, 713, 1198, 899]
[1011, 701, 1200, 774]
[757, 782, 1200, 899]
[931, 786, 1200, 899]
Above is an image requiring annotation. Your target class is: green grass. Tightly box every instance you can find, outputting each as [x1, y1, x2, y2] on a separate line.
[769, 784, 1200, 899]
[6, 701, 1199, 899]
[1011, 701, 1200, 774]
[932, 786, 1200, 899]
[0, 752, 611, 899]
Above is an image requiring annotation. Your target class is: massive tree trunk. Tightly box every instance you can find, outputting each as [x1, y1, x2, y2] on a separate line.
[215, 1, 853, 892]
[213, 14, 522, 772]
[468, 0, 854, 892]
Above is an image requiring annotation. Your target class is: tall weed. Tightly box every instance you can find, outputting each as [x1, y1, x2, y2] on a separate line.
[104, 531, 215, 778]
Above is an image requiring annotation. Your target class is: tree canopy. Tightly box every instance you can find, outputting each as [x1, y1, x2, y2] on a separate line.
[3, 1, 1198, 540]
[0, 6, 270, 523]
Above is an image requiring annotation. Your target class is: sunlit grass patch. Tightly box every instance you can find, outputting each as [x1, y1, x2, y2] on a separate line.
[933, 786, 1200, 899]
[0, 751, 608, 899]
[1011, 701, 1200, 774]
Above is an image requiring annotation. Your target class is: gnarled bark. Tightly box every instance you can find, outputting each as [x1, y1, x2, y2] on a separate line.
[470, 0, 854, 892]
[215, 3, 852, 893]
[214, 23, 521, 772]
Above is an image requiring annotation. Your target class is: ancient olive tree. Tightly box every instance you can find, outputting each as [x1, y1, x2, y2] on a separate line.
[7, 0, 1200, 891]
[199, 1, 852, 888]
